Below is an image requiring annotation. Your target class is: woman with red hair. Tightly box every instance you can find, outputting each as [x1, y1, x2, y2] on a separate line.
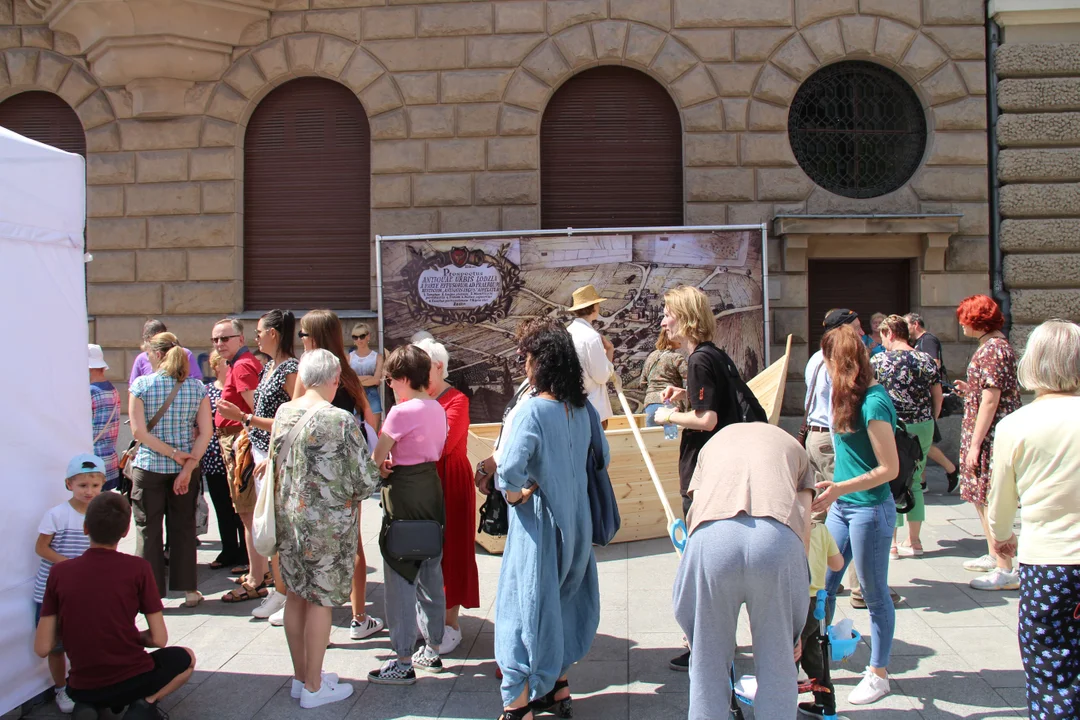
[953, 295, 1022, 590]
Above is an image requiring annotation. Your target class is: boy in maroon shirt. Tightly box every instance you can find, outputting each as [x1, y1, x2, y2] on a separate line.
[34, 493, 196, 719]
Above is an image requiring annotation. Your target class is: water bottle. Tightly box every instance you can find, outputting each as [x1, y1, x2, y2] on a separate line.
[662, 402, 678, 441]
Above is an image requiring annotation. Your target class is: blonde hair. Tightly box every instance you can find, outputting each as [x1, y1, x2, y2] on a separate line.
[1018, 319, 1080, 394]
[663, 286, 714, 345]
[208, 350, 224, 372]
[148, 332, 188, 383]
[351, 322, 371, 339]
[655, 329, 679, 352]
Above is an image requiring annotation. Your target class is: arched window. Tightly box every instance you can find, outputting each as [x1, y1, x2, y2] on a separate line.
[0, 91, 85, 156]
[541, 67, 683, 229]
[244, 78, 371, 310]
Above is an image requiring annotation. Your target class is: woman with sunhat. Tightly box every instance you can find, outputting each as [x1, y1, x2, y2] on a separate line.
[565, 284, 615, 427]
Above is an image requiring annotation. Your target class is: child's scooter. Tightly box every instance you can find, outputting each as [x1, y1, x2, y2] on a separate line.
[798, 589, 860, 719]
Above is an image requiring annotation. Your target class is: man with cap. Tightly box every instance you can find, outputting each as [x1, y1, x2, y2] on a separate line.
[566, 285, 616, 427]
[89, 344, 121, 492]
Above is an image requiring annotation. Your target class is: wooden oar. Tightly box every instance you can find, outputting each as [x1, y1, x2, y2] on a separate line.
[610, 373, 685, 556]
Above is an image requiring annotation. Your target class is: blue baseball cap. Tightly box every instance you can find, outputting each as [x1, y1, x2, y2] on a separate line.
[66, 453, 106, 479]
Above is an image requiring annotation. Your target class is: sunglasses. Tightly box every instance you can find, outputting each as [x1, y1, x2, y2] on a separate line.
[352, 334, 368, 340]
[298, 331, 311, 339]
[211, 334, 240, 344]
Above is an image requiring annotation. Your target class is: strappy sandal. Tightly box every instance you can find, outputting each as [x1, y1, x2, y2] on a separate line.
[221, 580, 268, 603]
[531, 679, 572, 718]
[231, 571, 271, 586]
[499, 707, 533, 720]
[230, 564, 249, 574]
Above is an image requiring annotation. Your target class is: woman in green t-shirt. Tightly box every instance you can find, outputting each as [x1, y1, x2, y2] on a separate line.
[811, 324, 900, 707]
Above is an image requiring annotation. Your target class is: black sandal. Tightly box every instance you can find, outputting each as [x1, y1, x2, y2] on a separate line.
[530, 679, 572, 718]
[499, 707, 532, 720]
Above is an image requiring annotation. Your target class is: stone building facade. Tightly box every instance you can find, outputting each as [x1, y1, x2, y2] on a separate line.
[0, 0, 991, 410]
[991, 1, 1080, 349]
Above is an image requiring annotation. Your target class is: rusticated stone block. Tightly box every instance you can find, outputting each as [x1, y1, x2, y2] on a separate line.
[859, 0, 920, 26]
[76, 92, 114, 130]
[458, 103, 500, 136]
[911, 167, 987, 201]
[35, 52, 69, 91]
[87, 217, 147, 250]
[920, 62, 968, 106]
[503, 69, 549, 110]
[305, 9, 362, 43]
[924, 26, 984, 61]
[364, 7, 416, 40]
[753, 64, 799, 105]
[945, 235, 988, 272]
[148, 214, 236, 248]
[495, 2, 544, 34]
[757, 168, 813, 201]
[164, 282, 237, 314]
[674, 0, 791, 27]
[998, 112, 1080, 148]
[136, 151, 189, 183]
[674, 30, 733, 62]
[499, 105, 538, 135]
[671, 64, 717, 106]
[651, 36, 698, 82]
[933, 97, 986, 130]
[548, 0, 606, 34]
[795, 0, 854, 29]
[998, 78, 1080, 114]
[734, 28, 792, 62]
[202, 119, 238, 148]
[420, 4, 492, 36]
[553, 25, 596, 68]
[4, 48, 37, 85]
[441, 69, 513, 102]
[316, 36, 356, 76]
[1005, 252, 1080, 289]
[999, 149, 1080, 184]
[683, 203, 726, 224]
[685, 133, 737, 166]
[251, 38, 289, 82]
[87, 153, 135, 186]
[87, 251, 135, 283]
[624, 22, 666, 67]
[270, 12, 302, 38]
[801, 19, 844, 64]
[524, 41, 571, 85]
[408, 106, 455, 138]
[923, 0, 982, 25]
[748, 100, 787, 131]
[372, 175, 412, 208]
[57, 64, 97, 108]
[136, 249, 186, 282]
[875, 20, 917, 65]
[94, 316, 149, 348]
[340, 50, 385, 94]
[488, 137, 538, 171]
[371, 109, 408, 140]
[359, 74, 404, 116]
[373, 208, 439, 236]
[502, 205, 540, 230]
[919, 272, 988, 307]
[612, 0, 669, 29]
[901, 34, 949, 80]
[740, 133, 796, 166]
[0, 1, 12, 25]
[427, 139, 485, 171]
[468, 34, 545, 68]
[475, 172, 538, 205]
[187, 248, 237, 281]
[396, 73, 438, 105]
[125, 183, 200, 216]
[683, 100, 725, 131]
[439, 206, 501, 233]
[119, 118, 201, 151]
[723, 99, 748, 131]
[88, 283, 164, 315]
[372, 139, 426, 173]
[368, 38, 465, 72]
[1001, 219, 1080, 253]
[926, 132, 987, 166]
[1000, 183, 1080, 219]
[201, 181, 236, 214]
[686, 168, 754, 201]
[772, 35, 817, 80]
[285, 34, 320, 72]
[956, 61, 985, 95]
[189, 148, 235, 181]
[592, 21, 629, 60]
[839, 16, 876, 56]
[919, 200, 990, 235]
[223, 55, 266, 99]
[1011, 288, 1080, 323]
[88, 186, 124, 218]
[996, 42, 1080, 79]
[413, 173, 472, 206]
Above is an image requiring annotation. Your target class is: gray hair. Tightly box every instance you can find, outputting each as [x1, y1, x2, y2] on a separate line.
[903, 312, 925, 329]
[298, 348, 341, 389]
[214, 317, 244, 335]
[413, 337, 449, 380]
[142, 319, 167, 341]
[1018, 319, 1080, 394]
[410, 330, 434, 343]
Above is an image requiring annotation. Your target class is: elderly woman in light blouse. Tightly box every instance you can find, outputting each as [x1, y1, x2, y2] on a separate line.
[987, 320, 1080, 720]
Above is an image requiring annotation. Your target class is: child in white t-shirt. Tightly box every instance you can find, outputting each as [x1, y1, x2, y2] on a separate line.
[33, 453, 106, 713]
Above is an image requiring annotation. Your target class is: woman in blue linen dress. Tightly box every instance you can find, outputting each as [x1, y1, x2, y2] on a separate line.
[491, 322, 605, 720]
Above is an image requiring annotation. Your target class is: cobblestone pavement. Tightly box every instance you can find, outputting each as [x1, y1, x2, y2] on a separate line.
[15, 466, 1025, 719]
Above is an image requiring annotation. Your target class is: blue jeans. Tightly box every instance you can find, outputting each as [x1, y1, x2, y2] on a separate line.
[825, 497, 896, 668]
[644, 403, 662, 427]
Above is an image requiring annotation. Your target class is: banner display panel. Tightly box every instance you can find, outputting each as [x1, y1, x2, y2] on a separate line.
[381, 229, 765, 423]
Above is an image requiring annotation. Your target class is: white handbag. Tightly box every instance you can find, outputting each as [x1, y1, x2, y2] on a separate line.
[253, 401, 328, 558]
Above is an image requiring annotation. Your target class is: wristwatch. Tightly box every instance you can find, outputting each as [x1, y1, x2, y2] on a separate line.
[243, 413, 252, 428]
[475, 460, 490, 477]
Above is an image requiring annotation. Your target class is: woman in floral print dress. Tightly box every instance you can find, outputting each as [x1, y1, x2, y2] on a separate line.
[268, 349, 379, 708]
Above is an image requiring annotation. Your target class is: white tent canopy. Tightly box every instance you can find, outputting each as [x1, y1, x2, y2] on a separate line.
[0, 126, 90, 713]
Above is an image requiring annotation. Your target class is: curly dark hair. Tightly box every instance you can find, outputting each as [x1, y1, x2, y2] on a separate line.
[518, 323, 587, 408]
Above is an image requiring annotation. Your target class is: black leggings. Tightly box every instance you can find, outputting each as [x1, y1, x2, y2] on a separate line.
[1018, 563, 1080, 720]
[204, 472, 247, 564]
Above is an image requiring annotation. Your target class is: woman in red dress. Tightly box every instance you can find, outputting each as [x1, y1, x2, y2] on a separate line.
[414, 338, 480, 655]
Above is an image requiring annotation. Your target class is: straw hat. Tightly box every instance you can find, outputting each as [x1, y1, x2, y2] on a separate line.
[567, 284, 607, 312]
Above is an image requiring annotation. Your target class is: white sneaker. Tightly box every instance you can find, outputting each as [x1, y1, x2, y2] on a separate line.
[300, 680, 354, 709]
[848, 668, 890, 705]
[963, 554, 996, 572]
[268, 605, 285, 627]
[970, 567, 1020, 591]
[290, 672, 339, 699]
[55, 687, 75, 714]
[349, 614, 384, 640]
[438, 625, 462, 655]
[251, 588, 286, 619]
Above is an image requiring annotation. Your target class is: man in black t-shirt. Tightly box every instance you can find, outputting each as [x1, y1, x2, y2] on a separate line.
[905, 313, 960, 491]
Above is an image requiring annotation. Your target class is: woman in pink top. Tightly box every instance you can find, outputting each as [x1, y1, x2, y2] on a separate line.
[368, 345, 448, 686]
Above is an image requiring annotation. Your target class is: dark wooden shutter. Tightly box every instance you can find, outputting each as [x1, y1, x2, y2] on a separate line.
[0, 91, 85, 156]
[541, 66, 683, 230]
[808, 259, 912, 349]
[244, 77, 370, 310]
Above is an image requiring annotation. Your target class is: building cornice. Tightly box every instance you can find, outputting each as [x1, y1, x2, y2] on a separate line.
[990, 0, 1080, 26]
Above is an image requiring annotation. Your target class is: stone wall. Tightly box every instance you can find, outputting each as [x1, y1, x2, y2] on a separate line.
[0, 0, 989, 409]
[996, 38, 1080, 348]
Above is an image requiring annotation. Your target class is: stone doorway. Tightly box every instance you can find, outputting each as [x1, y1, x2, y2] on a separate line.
[808, 258, 913, 349]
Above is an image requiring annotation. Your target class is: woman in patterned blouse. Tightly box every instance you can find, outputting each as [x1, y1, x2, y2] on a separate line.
[203, 351, 248, 571]
[638, 329, 687, 427]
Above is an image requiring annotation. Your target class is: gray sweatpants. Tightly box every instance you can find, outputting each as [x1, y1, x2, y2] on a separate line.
[384, 554, 446, 659]
[673, 515, 809, 720]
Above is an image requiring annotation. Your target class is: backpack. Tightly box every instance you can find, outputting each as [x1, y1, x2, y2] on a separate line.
[715, 348, 768, 424]
[891, 421, 925, 514]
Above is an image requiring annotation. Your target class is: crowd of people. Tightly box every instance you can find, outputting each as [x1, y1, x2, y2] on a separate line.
[36, 289, 1077, 720]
